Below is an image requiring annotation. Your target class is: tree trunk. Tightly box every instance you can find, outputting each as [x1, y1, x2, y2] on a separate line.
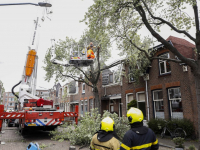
[94, 90, 101, 114]
[195, 75, 200, 149]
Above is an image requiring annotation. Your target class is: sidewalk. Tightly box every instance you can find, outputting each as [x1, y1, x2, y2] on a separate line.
[157, 136, 198, 150]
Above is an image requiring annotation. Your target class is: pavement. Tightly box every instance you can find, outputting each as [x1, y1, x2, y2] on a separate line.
[0, 121, 199, 150]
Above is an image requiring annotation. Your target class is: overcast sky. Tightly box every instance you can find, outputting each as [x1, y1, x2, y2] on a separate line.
[0, 0, 196, 92]
[0, 0, 96, 92]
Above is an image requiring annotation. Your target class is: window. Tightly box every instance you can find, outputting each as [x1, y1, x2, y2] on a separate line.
[126, 94, 133, 110]
[5, 98, 7, 102]
[10, 103, 12, 106]
[81, 100, 84, 117]
[82, 83, 85, 94]
[136, 92, 146, 120]
[128, 67, 134, 83]
[9, 93, 14, 97]
[89, 99, 93, 111]
[9, 98, 14, 101]
[168, 87, 183, 119]
[153, 90, 164, 119]
[85, 100, 88, 112]
[40, 92, 43, 95]
[109, 74, 113, 83]
[159, 53, 171, 75]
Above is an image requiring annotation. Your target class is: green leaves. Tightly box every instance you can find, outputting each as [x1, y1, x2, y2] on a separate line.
[50, 108, 130, 146]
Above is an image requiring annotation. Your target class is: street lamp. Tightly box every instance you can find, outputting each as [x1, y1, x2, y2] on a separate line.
[0, 2, 52, 7]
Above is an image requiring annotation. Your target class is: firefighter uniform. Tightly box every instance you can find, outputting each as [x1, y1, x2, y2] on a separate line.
[90, 132, 120, 150]
[120, 107, 159, 150]
[90, 117, 120, 150]
[120, 126, 159, 150]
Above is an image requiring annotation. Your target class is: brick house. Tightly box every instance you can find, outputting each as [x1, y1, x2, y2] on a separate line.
[101, 35, 198, 132]
[68, 36, 198, 132]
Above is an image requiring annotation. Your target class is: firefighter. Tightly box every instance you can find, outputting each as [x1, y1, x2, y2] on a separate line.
[90, 117, 120, 150]
[87, 42, 95, 59]
[120, 108, 159, 150]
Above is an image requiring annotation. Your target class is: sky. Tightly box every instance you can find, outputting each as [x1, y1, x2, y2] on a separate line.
[0, 0, 96, 92]
[0, 0, 197, 92]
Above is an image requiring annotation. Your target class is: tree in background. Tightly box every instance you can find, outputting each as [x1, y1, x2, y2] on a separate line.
[127, 99, 137, 110]
[43, 31, 124, 113]
[62, 87, 68, 112]
[83, 0, 200, 147]
[0, 80, 5, 104]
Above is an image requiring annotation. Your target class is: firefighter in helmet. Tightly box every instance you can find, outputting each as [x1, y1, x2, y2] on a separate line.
[87, 42, 95, 59]
[90, 117, 120, 150]
[120, 107, 159, 150]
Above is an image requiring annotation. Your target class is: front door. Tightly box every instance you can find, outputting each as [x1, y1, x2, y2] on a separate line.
[137, 92, 146, 120]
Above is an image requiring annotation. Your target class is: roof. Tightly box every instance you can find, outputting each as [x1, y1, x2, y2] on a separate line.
[166, 36, 195, 48]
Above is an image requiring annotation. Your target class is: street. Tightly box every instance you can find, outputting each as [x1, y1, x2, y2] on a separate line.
[0, 122, 175, 150]
[0, 121, 89, 150]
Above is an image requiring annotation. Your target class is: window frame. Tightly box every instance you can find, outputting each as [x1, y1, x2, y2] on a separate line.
[168, 87, 183, 119]
[152, 90, 164, 119]
[158, 52, 171, 75]
[82, 83, 85, 94]
[128, 67, 134, 83]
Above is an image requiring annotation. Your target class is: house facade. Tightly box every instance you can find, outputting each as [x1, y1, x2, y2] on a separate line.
[2, 92, 16, 111]
[68, 36, 197, 133]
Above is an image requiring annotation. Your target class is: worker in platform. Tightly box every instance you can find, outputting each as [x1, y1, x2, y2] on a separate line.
[87, 42, 95, 59]
[120, 107, 159, 150]
[90, 117, 120, 150]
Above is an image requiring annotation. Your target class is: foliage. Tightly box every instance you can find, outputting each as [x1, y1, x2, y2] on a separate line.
[14, 92, 19, 102]
[188, 145, 196, 150]
[127, 100, 137, 110]
[50, 108, 129, 146]
[173, 137, 185, 148]
[147, 118, 166, 134]
[147, 118, 194, 138]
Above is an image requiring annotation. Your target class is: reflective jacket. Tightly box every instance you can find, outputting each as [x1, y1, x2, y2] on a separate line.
[87, 49, 95, 59]
[90, 132, 120, 150]
[120, 126, 159, 150]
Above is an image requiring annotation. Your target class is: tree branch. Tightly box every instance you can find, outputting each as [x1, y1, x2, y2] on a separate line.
[193, 0, 200, 32]
[134, 4, 197, 70]
[141, 0, 196, 42]
[58, 70, 94, 88]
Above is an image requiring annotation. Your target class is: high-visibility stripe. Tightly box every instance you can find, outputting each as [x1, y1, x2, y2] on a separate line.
[121, 139, 158, 150]
[152, 139, 158, 145]
[121, 144, 131, 150]
[36, 119, 45, 126]
[46, 119, 54, 125]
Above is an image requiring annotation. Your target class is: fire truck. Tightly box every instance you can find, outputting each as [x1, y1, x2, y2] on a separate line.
[0, 2, 78, 134]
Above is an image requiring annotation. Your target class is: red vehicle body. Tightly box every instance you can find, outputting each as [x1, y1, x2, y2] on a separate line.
[0, 101, 78, 134]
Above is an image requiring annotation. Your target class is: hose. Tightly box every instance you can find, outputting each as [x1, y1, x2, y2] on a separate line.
[11, 80, 22, 99]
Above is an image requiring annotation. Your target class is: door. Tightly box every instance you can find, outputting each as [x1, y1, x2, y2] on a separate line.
[137, 92, 146, 120]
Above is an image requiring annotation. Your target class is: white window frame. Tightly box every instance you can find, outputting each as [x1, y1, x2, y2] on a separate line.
[128, 67, 134, 83]
[159, 53, 171, 75]
[126, 93, 134, 110]
[82, 83, 85, 94]
[85, 100, 88, 112]
[168, 87, 183, 119]
[136, 91, 146, 120]
[80, 100, 84, 117]
[152, 90, 164, 119]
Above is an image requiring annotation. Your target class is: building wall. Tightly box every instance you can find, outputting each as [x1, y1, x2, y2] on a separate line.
[2, 92, 16, 111]
[148, 48, 197, 131]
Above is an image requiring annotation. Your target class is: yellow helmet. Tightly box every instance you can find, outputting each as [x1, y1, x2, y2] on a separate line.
[100, 117, 115, 132]
[127, 107, 143, 124]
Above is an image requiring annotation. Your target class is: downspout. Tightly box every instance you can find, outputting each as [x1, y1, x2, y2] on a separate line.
[143, 74, 150, 121]
[145, 80, 149, 121]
